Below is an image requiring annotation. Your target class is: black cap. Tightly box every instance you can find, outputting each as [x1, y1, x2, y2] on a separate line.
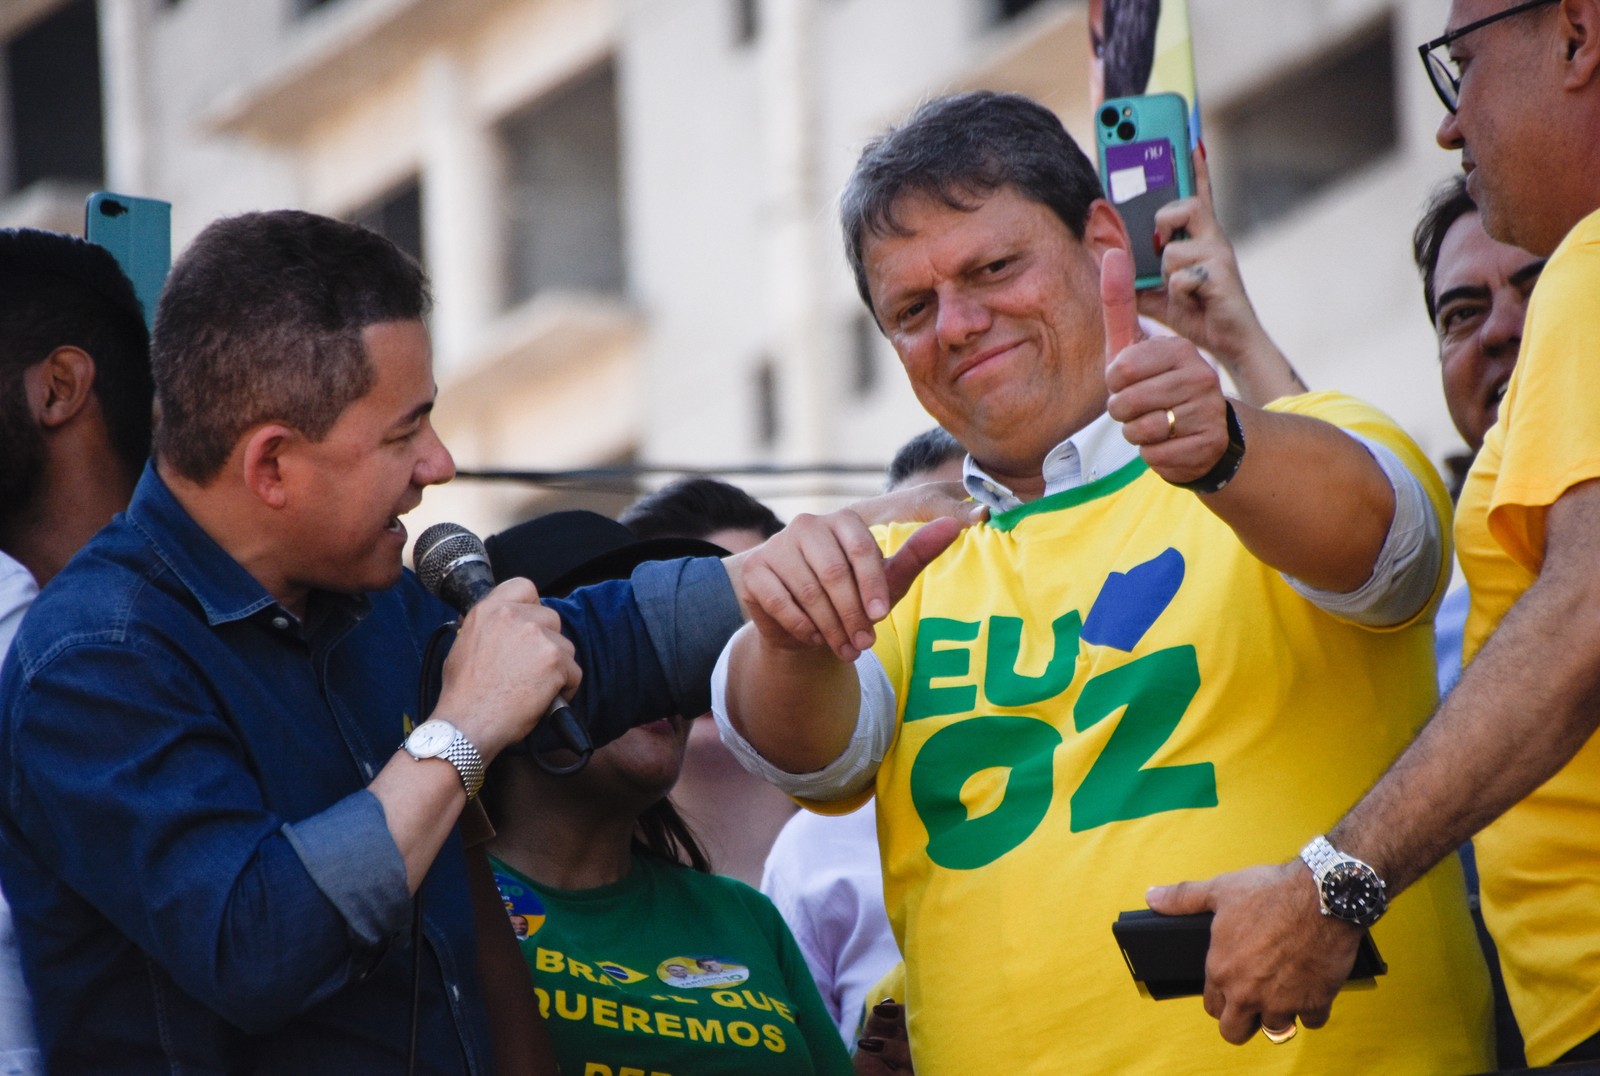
[483, 510, 728, 599]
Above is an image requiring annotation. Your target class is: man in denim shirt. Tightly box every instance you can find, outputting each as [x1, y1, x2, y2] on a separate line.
[0, 211, 750, 1073]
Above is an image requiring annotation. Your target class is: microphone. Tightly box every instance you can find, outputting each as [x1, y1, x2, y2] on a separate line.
[414, 522, 593, 773]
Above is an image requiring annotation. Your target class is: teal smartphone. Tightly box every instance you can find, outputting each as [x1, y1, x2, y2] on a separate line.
[1095, 93, 1195, 290]
[85, 192, 172, 330]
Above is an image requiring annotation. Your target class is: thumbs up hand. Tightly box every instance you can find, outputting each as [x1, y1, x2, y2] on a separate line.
[1102, 247, 1233, 489]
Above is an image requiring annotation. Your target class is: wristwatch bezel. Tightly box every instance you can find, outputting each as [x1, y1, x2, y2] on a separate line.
[1301, 835, 1388, 928]
[402, 719, 486, 799]
[1316, 860, 1387, 927]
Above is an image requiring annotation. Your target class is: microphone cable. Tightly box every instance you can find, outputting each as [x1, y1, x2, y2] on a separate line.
[407, 619, 457, 1076]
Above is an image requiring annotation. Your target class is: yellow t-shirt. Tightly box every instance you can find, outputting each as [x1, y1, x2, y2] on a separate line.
[1455, 205, 1600, 1066]
[827, 392, 1490, 1074]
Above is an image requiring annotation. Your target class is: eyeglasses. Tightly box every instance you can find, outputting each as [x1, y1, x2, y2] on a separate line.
[1418, 0, 1558, 112]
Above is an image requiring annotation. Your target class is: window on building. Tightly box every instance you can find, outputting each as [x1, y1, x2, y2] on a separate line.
[1212, 17, 1399, 237]
[0, 0, 104, 196]
[851, 312, 881, 397]
[991, 0, 1050, 23]
[352, 178, 424, 267]
[754, 358, 780, 448]
[733, 0, 760, 47]
[501, 63, 625, 307]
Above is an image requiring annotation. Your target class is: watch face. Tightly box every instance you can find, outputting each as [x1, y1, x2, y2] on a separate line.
[1321, 862, 1386, 925]
[408, 722, 454, 756]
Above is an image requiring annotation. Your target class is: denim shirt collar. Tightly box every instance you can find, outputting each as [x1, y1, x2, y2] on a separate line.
[125, 462, 369, 629]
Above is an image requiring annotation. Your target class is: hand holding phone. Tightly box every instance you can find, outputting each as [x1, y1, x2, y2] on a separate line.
[1095, 93, 1196, 291]
[1112, 910, 1386, 1000]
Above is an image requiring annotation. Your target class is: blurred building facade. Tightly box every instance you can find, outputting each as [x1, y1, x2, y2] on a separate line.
[0, 0, 1460, 535]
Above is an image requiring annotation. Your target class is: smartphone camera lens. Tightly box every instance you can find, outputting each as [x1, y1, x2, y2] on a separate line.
[1116, 120, 1136, 141]
[1099, 106, 1118, 128]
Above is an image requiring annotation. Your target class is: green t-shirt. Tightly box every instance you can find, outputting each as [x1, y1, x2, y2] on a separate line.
[492, 852, 853, 1076]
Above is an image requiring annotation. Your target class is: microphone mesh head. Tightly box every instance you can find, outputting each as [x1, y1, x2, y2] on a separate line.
[414, 523, 488, 595]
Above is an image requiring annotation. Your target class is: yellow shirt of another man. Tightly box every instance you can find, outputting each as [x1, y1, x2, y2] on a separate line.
[1455, 206, 1600, 1066]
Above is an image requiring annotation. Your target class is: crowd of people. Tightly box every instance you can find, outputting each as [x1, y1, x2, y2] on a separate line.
[0, 0, 1597, 1071]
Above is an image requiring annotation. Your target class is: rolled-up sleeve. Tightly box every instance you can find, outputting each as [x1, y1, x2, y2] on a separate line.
[3, 643, 399, 1034]
[281, 791, 409, 948]
[711, 645, 895, 802]
[629, 557, 744, 717]
[542, 559, 741, 751]
[1281, 434, 1442, 627]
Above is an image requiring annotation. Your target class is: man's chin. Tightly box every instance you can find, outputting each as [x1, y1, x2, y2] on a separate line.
[336, 559, 406, 596]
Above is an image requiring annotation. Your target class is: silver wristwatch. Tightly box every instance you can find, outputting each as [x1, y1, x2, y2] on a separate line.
[402, 719, 485, 799]
[1300, 835, 1387, 928]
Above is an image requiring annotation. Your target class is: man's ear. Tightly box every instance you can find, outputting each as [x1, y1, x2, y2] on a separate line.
[1082, 199, 1132, 265]
[240, 424, 298, 510]
[34, 347, 97, 429]
[1560, 0, 1600, 84]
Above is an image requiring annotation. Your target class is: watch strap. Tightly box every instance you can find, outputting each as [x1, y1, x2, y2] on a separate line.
[1174, 400, 1246, 494]
[1300, 835, 1343, 878]
[404, 720, 486, 799]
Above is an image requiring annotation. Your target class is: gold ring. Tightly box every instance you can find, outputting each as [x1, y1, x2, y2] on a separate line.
[1164, 409, 1178, 440]
[1261, 1022, 1298, 1044]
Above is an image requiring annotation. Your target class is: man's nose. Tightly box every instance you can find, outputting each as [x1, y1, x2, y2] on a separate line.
[417, 428, 456, 487]
[1480, 293, 1525, 356]
[935, 290, 991, 349]
[1436, 109, 1464, 151]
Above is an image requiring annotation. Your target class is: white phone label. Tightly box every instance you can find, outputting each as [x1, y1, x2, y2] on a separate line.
[1108, 165, 1148, 204]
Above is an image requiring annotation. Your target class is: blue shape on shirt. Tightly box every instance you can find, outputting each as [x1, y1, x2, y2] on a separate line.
[1082, 548, 1185, 652]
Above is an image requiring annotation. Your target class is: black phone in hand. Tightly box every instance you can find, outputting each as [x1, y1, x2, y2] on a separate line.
[1112, 910, 1387, 1000]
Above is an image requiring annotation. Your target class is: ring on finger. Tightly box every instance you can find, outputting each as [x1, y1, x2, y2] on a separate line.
[1261, 1021, 1298, 1045]
[1164, 409, 1178, 440]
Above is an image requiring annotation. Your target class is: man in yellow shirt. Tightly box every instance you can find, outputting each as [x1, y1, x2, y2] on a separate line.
[712, 90, 1490, 1073]
[1153, 0, 1600, 1066]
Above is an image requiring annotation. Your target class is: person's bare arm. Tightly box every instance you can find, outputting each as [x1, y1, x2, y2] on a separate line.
[1137, 147, 1308, 407]
[1105, 248, 1396, 594]
[1338, 481, 1600, 883]
[722, 512, 963, 774]
[1147, 478, 1600, 1042]
[846, 481, 985, 529]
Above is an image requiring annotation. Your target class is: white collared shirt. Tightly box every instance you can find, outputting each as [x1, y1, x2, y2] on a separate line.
[959, 409, 1139, 512]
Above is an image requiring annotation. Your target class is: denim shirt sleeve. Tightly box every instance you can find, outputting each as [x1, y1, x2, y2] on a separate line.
[281, 792, 409, 948]
[628, 556, 743, 717]
[543, 557, 742, 748]
[3, 642, 410, 1035]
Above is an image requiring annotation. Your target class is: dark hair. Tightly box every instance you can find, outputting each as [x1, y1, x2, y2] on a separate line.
[840, 91, 1105, 318]
[885, 426, 965, 491]
[635, 801, 711, 872]
[1102, 0, 1163, 98]
[151, 209, 430, 482]
[621, 477, 783, 542]
[479, 768, 712, 872]
[0, 229, 152, 476]
[1412, 176, 1477, 323]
